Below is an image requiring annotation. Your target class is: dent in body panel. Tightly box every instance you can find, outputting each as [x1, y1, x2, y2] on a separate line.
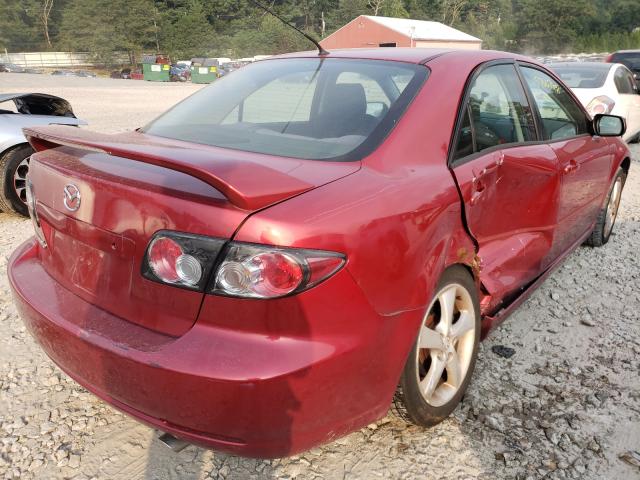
[451, 145, 561, 313]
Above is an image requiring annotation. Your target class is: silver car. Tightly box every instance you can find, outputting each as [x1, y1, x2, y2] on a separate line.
[0, 93, 86, 216]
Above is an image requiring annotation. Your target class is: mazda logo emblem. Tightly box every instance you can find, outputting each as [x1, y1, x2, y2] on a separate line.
[63, 184, 81, 212]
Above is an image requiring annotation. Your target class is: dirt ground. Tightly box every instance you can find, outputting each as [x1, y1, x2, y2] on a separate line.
[0, 73, 639, 480]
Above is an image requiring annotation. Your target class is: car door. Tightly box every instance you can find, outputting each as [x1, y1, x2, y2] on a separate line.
[519, 65, 613, 256]
[613, 66, 640, 139]
[450, 62, 562, 305]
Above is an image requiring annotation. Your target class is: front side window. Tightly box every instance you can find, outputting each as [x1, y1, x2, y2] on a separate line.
[143, 58, 426, 161]
[453, 64, 536, 160]
[521, 66, 588, 141]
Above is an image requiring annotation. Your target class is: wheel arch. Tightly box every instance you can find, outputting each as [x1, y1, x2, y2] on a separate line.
[1, 141, 31, 160]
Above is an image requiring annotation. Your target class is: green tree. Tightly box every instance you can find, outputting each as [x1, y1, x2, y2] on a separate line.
[512, 0, 596, 53]
[57, 0, 157, 64]
[158, 0, 216, 59]
[2, 0, 640, 58]
[0, 0, 42, 50]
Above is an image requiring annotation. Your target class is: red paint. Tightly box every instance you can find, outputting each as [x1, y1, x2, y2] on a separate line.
[451, 145, 561, 310]
[8, 49, 630, 458]
[551, 136, 613, 252]
[24, 126, 358, 210]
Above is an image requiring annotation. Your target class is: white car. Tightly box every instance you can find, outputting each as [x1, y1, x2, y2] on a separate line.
[0, 93, 86, 216]
[549, 62, 640, 143]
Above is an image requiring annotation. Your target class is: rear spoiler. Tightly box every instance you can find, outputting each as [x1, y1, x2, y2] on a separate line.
[23, 125, 315, 210]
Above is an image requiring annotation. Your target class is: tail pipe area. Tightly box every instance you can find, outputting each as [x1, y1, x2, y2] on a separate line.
[157, 432, 190, 452]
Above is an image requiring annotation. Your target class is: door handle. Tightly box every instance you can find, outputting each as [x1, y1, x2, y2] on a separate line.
[563, 159, 579, 174]
[473, 154, 503, 180]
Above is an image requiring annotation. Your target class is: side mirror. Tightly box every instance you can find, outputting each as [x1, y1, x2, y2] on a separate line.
[593, 114, 626, 137]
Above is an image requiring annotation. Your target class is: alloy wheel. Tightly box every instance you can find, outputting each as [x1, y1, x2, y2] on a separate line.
[416, 283, 476, 407]
[604, 177, 622, 237]
[13, 157, 30, 205]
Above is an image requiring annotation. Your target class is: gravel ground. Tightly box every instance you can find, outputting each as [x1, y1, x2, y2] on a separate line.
[1, 73, 639, 480]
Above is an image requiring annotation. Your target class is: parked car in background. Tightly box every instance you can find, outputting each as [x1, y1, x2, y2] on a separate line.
[76, 70, 97, 78]
[0, 63, 26, 73]
[50, 70, 76, 76]
[0, 93, 86, 216]
[110, 68, 133, 79]
[549, 62, 640, 142]
[51, 70, 95, 78]
[9, 49, 630, 458]
[169, 63, 190, 82]
[606, 50, 640, 86]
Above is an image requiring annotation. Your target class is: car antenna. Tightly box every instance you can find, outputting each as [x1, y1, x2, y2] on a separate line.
[249, 0, 330, 56]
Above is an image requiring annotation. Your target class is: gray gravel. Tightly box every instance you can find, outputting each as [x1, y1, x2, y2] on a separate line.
[1, 73, 639, 480]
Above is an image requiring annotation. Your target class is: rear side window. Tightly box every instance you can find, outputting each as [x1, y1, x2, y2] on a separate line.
[143, 58, 426, 161]
[453, 64, 536, 160]
[521, 67, 588, 141]
[614, 67, 635, 94]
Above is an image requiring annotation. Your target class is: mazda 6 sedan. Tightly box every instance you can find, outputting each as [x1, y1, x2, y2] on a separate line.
[8, 48, 630, 458]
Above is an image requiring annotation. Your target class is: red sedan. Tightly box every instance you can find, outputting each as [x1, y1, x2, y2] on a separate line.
[8, 48, 630, 458]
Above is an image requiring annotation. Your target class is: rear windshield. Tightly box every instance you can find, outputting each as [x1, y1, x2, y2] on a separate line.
[143, 58, 427, 161]
[612, 53, 640, 71]
[550, 65, 610, 88]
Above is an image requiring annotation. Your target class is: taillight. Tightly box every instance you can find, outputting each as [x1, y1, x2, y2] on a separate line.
[142, 233, 345, 298]
[586, 96, 615, 116]
[142, 231, 225, 291]
[212, 243, 345, 299]
[147, 237, 203, 285]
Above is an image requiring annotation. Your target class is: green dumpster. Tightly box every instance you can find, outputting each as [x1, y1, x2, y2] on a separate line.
[191, 58, 219, 84]
[142, 54, 170, 82]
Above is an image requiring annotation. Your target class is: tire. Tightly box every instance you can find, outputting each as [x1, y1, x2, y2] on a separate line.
[394, 266, 480, 426]
[0, 144, 33, 217]
[585, 168, 626, 247]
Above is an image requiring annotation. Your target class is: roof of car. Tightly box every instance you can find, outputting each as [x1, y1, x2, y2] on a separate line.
[270, 48, 539, 66]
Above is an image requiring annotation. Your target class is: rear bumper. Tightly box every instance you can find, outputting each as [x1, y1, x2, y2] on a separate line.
[9, 239, 418, 458]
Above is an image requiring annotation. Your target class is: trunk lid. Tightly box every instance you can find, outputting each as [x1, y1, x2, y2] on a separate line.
[25, 126, 359, 336]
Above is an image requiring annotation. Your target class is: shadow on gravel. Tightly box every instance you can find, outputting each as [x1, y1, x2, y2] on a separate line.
[139, 409, 491, 480]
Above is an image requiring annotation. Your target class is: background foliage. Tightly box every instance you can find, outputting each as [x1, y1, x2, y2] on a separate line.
[1, 0, 639, 63]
